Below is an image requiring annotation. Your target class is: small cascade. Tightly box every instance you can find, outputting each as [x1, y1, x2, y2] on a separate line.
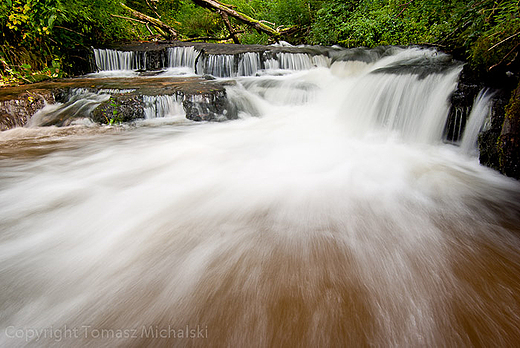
[239, 78, 318, 106]
[198, 54, 236, 77]
[312, 54, 332, 68]
[93, 46, 333, 76]
[93, 48, 145, 71]
[167, 46, 198, 68]
[66, 87, 136, 97]
[278, 52, 313, 70]
[143, 95, 185, 119]
[443, 106, 468, 143]
[328, 51, 462, 143]
[264, 52, 330, 70]
[460, 89, 494, 155]
[238, 52, 262, 76]
[87, 46, 467, 139]
[28, 93, 111, 127]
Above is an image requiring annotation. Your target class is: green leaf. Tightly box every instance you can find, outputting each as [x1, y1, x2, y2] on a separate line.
[47, 14, 57, 28]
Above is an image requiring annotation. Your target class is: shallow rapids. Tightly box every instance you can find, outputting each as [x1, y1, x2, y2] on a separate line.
[1, 47, 520, 347]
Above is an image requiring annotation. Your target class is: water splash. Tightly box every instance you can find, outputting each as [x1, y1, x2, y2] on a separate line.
[27, 93, 111, 127]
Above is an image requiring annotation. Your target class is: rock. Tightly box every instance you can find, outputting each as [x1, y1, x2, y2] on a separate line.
[477, 89, 509, 172]
[446, 61, 520, 179]
[91, 94, 145, 124]
[498, 81, 520, 178]
[183, 90, 236, 122]
[444, 65, 482, 142]
[0, 91, 54, 130]
[0, 77, 237, 129]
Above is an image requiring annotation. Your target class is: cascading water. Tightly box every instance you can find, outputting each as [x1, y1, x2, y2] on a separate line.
[143, 95, 185, 119]
[237, 52, 261, 76]
[167, 46, 198, 68]
[93, 48, 145, 71]
[460, 89, 494, 155]
[1, 46, 520, 347]
[93, 46, 332, 77]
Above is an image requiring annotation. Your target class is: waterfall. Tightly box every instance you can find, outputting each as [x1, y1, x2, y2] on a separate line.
[93, 46, 332, 77]
[166, 46, 197, 68]
[459, 89, 494, 155]
[200, 54, 235, 77]
[2, 46, 520, 347]
[93, 48, 144, 71]
[143, 95, 185, 119]
[238, 52, 262, 76]
[331, 62, 461, 143]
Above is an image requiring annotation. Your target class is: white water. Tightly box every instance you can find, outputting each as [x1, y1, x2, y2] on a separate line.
[93, 46, 332, 77]
[1, 47, 520, 347]
[93, 48, 144, 71]
[27, 93, 111, 127]
[460, 89, 494, 155]
[143, 95, 185, 119]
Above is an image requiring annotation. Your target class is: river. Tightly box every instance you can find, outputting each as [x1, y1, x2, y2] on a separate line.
[0, 46, 519, 347]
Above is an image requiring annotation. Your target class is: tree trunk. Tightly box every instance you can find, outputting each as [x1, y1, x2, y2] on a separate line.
[219, 11, 240, 44]
[191, 0, 281, 39]
[120, 3, 178, 40]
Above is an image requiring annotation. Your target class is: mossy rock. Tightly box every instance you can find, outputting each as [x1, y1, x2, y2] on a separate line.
[92, 95, 145, 124]
[498, 81, 520, 178]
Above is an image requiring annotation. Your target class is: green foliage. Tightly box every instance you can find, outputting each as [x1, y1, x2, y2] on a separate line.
[466, 0, 520, 67]
[309, 0, 519, 69]
[0, 0, 139, 85]
[239, 31, 269, 45]
[174, 1, 223, 38]
[103, 98, 123, 125]
[1, 0, 518, 85]
[3, 0, 64, 42]
[310, 0, 358, 45]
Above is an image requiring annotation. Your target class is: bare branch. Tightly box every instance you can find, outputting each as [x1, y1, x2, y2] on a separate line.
[192, 0, 280, 39]
[488, 31, 520, 51]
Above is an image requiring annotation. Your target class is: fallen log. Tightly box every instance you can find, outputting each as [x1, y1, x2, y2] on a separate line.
[120, 3, 178, 40]
[181, 31, 245, 43]
[191, 0, 281, 39]
[219, 10, 240, 44]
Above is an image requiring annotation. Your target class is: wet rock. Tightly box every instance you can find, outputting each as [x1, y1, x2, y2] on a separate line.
[497, 82, 520, 178]
[475, 72, 519, 178]
[444, 65, 483, 143]
[183, 90, 236, 122]
[444, 61, 520, 179]
[0, 77, 237, 129]
[478, 90, 509, 172]
[92, 94, 145, 124]
[0, 91, 54, 130]
[144, 49, 165, 70]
